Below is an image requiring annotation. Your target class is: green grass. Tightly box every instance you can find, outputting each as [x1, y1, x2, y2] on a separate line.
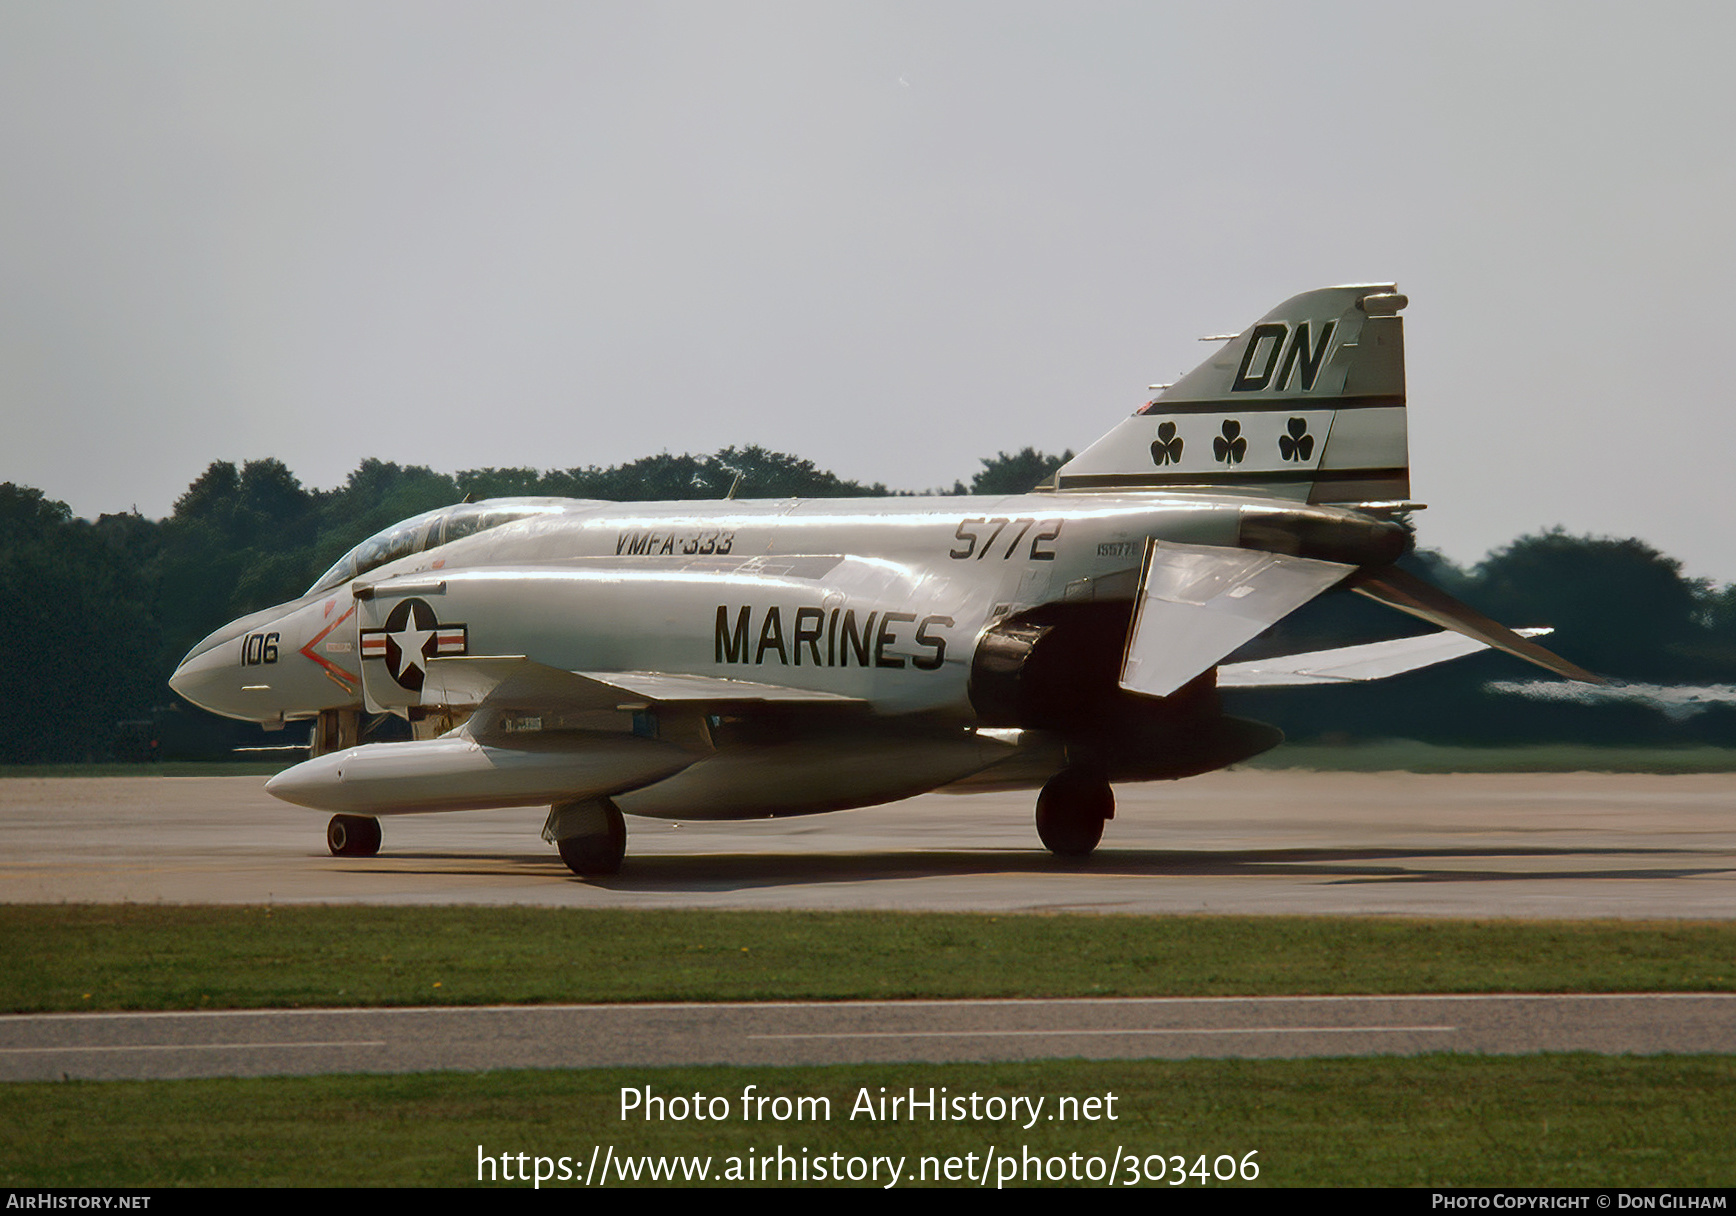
[7, 907, 1734, 1188]
[1243, 741, 1736, 772]
[4, 1056, 1732, 1187]
[7, 907, 1735, 1014]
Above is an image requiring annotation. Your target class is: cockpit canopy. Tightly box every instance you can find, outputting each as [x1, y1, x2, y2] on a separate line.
[306, 498, 577, 596]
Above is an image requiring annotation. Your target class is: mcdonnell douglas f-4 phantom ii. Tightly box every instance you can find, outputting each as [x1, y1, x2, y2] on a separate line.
[171, 284, 1597, 874]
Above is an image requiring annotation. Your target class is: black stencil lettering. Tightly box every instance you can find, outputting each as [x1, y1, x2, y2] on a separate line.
[913, 616, 952, 670]
[1030, 520, 1062, 560]
[951, 518, 982, 560]
[976, 518, 1009, 560]
[840, 609, 876, 667]
[1231, 323, 1287, 392]
[715, 605, 751, 664]
[793, 607, 824, 666]
[1273, 320, 1335, 392]
[876, 612, 915, 668]
[754, 606, 788, 665]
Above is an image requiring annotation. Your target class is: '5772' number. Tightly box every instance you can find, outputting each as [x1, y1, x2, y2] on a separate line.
[950, 517, 1061, 561]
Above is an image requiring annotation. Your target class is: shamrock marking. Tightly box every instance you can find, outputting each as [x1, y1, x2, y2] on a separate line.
[1212, 419, 1247, 465]
[1149, 420, 1184, 467]
[1278, 416, 1315, 462]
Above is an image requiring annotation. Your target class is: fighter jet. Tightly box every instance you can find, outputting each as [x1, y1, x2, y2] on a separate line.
[170, 284, 1596, 874]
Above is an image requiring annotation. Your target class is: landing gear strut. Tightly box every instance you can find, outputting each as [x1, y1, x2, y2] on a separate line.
[544, 797, 627, 876]
[327, 814, 382, 858]
[1035, 769, 1114, 858]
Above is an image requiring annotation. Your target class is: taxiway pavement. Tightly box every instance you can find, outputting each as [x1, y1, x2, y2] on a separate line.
[2, 770, 1733, 917]
[6, 993, 1734, 1082]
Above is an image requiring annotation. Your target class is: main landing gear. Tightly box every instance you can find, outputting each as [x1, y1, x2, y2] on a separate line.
[327, 814, 382, 858]
[1035, 769, 1114, 858]
[544, 797, 627, 876]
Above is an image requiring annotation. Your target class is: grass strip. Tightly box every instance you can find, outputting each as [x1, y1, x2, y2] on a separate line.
[6, 907, 1734, 1013]
[3, 1055, 1732, 1187]
[1240, 742, 1736, 772]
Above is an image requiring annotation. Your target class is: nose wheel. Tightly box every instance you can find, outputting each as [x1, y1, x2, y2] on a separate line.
[327, 814, 382, 857]
[1035, 769, 1114, 858]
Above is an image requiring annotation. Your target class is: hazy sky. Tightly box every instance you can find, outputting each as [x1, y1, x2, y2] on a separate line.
[3, 3, 1733, 580]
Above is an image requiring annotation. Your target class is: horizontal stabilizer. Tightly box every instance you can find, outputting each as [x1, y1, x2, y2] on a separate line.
[1219, 627, 1551, 688]
[1119, 541, 1353, 699]
[1351, 566, 1603, 684]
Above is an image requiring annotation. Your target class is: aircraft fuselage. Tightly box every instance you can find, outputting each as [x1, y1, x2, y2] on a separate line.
[170, 489, 1392, 730]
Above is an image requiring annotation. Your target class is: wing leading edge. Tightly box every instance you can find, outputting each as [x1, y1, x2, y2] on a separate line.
[420, 655, 865, 714]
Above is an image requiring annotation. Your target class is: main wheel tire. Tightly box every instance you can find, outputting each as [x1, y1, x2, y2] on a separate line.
[1035, 769, 1113, 858]
[554, 800, 627, 875]
[327, 814, 382, 858]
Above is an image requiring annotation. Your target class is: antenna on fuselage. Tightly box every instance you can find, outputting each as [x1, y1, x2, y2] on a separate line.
[725, 473, 744, 500]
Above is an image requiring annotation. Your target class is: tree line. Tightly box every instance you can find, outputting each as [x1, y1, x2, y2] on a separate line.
[0, 447, 1064, 762]
[2, 446, 1733, 762]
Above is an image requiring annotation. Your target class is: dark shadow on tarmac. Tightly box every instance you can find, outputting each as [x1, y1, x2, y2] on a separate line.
[331, 844, 1733, 893]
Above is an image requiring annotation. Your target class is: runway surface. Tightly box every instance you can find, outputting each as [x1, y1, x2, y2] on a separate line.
[5, 772, 1735, 1082]
[2, 770, 1733, 917]
[6, 994, 1734, 1082]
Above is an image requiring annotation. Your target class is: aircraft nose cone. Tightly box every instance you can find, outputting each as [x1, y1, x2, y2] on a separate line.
[168, 595, 363, 723]
[170, 627, 266, 721]
[169, 604, 299, 722]
[167, 657, 197, 704]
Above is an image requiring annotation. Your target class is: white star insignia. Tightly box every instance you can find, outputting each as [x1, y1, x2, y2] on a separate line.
[388, 609, 434, 679]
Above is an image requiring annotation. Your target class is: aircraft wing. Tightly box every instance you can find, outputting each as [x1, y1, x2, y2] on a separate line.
[587, 671, 865, 704]
[1218, 627, 1552, 688]
[422, 655, 865, 714]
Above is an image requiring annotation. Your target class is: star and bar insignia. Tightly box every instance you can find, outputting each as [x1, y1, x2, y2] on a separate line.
[359, 597, 468, 691]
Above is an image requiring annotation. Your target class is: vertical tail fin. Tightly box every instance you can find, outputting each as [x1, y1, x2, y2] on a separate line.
[1054, 284, 1410, 505]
